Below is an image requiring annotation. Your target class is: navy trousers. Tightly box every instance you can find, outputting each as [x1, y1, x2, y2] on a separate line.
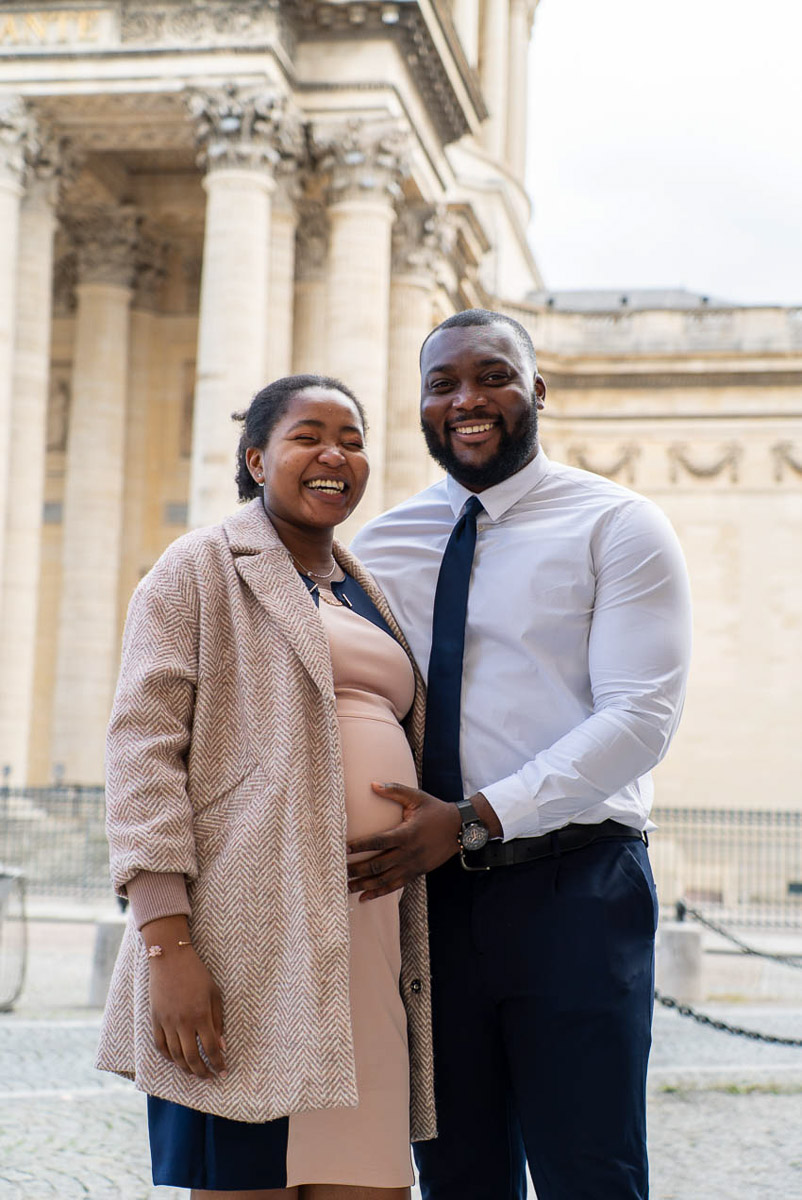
[414, 836, 658, 1200]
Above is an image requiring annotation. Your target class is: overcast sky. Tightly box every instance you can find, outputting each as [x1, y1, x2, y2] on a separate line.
[526, 0, 802, 306]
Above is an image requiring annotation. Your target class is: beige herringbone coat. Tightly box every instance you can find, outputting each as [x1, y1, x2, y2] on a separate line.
[96, 499, 436, 1137]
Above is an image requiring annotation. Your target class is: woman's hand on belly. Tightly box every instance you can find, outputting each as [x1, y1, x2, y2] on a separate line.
[346, 782, 463, 901]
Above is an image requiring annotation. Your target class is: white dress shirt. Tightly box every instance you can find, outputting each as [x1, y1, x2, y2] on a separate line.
[350, 451, 692, 841]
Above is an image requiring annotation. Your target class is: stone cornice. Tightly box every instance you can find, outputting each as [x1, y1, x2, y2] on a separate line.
[288, 0, 485, 144]
[505, 300, 802, 357]
[544, 370, 802, 391]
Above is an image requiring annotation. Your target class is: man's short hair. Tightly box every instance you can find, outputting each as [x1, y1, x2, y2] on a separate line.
[420, 308, 537, 373]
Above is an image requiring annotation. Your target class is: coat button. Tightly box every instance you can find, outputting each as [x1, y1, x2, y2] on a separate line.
[410, 979, 422, 994]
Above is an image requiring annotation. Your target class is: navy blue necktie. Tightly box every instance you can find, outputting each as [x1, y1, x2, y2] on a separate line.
[422, 495, 483, 803]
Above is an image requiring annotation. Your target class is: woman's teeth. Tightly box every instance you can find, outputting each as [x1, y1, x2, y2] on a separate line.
[305, 479, 346, 493]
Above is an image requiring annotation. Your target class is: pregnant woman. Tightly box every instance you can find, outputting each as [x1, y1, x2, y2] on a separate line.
[96, 374, 435, 1199]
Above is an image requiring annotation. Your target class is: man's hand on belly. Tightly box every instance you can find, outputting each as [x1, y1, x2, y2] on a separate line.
[346, 784, 462, 900]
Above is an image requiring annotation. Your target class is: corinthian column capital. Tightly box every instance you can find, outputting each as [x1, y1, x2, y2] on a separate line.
[187, 83, 304, 175]
[391, 202, 457, 277]
[317, 118, 410, 206]
[133, 225, 169, 309]
[0, 95, 35, 189]
[24, 126, 83, 211]
[67, 207, 142, 288]
[295, 200, 330, 282]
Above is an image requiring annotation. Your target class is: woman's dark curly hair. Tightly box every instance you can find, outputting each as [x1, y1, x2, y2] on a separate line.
[232, 374, 367, 501]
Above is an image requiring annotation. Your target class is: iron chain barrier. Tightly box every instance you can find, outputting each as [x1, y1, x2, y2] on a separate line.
[675, 900, 802, 968]
[654, 898, 802, 1047]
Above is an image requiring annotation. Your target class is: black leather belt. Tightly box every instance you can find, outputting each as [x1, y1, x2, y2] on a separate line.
[460, 819, 646, 872]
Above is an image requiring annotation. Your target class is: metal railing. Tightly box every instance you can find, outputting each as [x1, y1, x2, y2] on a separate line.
[0, 785, 109, 899]
[650, 806, 802, 928]
[1, 790, 801, 927]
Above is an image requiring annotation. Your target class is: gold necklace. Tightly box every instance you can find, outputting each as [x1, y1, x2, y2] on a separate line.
[292, 553, 338, 580]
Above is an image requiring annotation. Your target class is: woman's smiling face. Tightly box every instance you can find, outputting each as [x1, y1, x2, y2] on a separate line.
[247, 386, 369, 532]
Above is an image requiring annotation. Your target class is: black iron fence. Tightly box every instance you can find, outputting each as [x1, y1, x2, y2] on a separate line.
[0, 784, 109, 900]
[650, 806, 802, 928]
[1, 790, 802, 926]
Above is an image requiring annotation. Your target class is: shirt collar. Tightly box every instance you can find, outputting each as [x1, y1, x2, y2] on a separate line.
[445, 449, 551, 521]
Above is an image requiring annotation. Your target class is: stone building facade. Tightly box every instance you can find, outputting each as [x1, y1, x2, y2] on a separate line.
[508, 294, 802, 815]
[0, 1, 800, 819]
[0, 0, 541, 784]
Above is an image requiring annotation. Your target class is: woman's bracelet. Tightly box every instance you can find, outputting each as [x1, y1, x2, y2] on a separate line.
[147, 940, 192, 959]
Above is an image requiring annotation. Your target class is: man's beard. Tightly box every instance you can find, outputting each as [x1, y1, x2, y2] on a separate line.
[421, 404, 538, 491]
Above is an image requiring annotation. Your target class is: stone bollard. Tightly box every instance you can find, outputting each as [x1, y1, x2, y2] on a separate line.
[655, 920, 703, 1004]
[89, 918, 126, 1008]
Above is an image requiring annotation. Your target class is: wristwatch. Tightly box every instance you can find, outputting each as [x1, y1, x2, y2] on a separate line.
[455, 797, 490, 852]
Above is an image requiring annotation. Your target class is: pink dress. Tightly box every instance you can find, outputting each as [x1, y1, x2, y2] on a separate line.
[285, 598, 418, 1188]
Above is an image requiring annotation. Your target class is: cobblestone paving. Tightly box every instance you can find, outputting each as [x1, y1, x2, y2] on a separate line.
[1, 920, 801, 1199]
[2, 1014, 801, 1200]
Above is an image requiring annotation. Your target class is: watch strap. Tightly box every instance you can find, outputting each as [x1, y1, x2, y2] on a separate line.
[455, 797, 481, 828]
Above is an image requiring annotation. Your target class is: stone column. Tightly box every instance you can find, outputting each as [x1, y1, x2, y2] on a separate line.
[187, 85, 302, 528]
[506, 0, 536, 177]
[292, 200, 329, 375]
[479, 0, 510, 161]
[50, 209, 139, 783]
[453, 0, 480, 65]
[0, 97, 29, 604]
[0, 124, 62, 781]
[385, 205, 454, 508]
[118, 229, 167, 624]
[266, 171, 300, 380]
[320, 121, 408, 528]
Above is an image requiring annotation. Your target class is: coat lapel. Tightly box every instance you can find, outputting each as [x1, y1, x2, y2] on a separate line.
[224, 500, 334, 698]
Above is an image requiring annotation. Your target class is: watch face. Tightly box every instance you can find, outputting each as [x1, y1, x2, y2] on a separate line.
[461, 822, 489, 852]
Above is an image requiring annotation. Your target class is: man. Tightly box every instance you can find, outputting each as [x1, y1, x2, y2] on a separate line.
[348, 309, 692, 1200]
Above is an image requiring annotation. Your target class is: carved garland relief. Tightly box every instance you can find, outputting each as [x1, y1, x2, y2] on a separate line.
[559, 441, 802, 487]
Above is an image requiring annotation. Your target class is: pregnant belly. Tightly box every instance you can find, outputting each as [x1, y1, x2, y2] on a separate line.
[338, 712, 418, 844]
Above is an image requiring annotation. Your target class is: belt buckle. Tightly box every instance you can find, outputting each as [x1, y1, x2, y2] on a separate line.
[459, 848, 491, 872]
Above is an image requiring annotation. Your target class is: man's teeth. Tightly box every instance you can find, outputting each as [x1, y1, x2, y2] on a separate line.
[453, 422, 495, 435]
[305, 479, 345, 492]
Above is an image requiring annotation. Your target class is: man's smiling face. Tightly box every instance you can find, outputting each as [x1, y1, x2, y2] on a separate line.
[419, 323, 546, 491]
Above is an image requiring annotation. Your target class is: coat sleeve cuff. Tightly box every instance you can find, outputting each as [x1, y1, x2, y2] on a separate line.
[126, 871, 191, 931]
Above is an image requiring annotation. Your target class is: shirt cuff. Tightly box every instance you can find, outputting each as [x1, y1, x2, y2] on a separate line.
[126, 871, 191, 931]
[479, 775, 542, 842]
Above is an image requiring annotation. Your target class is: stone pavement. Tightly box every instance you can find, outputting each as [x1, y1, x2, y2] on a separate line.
[1, 917, 801, 1199]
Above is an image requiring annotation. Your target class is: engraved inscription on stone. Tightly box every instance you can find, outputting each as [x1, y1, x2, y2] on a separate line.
[0, 8, 116, 50]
